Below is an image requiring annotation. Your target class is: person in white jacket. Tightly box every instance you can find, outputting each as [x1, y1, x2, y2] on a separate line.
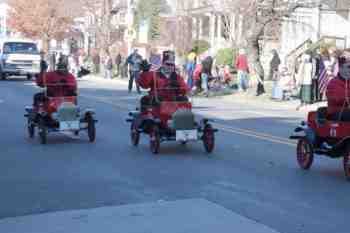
[297, 53, 313, 109]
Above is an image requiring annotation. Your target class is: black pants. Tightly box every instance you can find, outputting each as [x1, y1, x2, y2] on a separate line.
[312, 79, 319, 103]
[33, 92, 45, 107]
[256, 82, 265, 96]
[129, 70, 141, 93]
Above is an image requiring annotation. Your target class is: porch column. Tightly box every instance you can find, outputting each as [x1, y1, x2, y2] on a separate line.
[217, 14, 222, 43]
[199, 17, 203, 40]
[210, 14, 216, 49]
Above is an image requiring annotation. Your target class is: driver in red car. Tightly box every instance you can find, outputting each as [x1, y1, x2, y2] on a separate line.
[138, 50, 188, 102]
[33, 57, 77, 109]
[326, 50, 350, 120]
[137, 51, 189, 125]
[138, 50, 188, 107]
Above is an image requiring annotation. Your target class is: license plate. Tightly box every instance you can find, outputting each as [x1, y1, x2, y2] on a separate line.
[59, 121, 80, 131]
[176, 130, 198, 141]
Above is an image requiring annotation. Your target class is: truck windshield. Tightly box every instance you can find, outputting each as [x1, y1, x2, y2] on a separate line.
[3, 42, 39, 54]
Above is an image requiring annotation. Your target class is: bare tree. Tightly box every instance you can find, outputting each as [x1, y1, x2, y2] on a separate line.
[219, 0, 319, 83]
[82, 0, 115, 56]
[174, 0, 194, 56]
[8, 0, 76, 52]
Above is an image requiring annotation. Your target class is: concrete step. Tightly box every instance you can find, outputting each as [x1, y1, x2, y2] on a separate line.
[0, 198, 280, 233]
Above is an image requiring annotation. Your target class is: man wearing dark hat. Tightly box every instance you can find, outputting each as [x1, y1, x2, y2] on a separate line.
[326, 50, 350, 120]
[33, 57, 77, 109]
[138, 50, 188, 102]
[137, 50, 189, 125]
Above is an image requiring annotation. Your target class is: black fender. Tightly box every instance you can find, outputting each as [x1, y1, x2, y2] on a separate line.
[82, 109, 97, 123]
[290, 125, 316, 145]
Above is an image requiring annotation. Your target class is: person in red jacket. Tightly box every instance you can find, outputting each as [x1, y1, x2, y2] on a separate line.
[138, 51, 188, 103]
[33, 57, 77, 109]
[326, 51, 350, 120]
[235, 49, 249, 92]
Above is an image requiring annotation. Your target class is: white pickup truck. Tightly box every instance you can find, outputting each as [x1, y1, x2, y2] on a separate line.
[0, 39, 41, 80]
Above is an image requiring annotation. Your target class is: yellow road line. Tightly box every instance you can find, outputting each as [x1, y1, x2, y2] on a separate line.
[214, 123, 296, 147]
[215, 124, 296, 147]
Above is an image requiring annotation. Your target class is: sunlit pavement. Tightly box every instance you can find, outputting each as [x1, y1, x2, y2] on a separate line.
[0, 76, 348, 233]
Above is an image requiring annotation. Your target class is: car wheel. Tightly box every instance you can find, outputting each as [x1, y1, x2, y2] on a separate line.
[296, 138, 314, 170]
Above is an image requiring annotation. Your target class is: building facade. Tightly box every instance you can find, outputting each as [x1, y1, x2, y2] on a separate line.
[281, 0, 350, 62]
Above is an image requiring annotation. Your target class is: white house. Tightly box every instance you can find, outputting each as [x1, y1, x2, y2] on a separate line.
[280, 0, 350, 62]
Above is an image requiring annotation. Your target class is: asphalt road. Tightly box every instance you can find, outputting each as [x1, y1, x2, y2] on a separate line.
[0, 77, 349, 233]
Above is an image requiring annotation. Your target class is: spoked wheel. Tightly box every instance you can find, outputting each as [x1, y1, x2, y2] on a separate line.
[343, 152, 350, 181]
[296, 138, 314, 170]
[130, 120, 140, 146]
[203, 124, 215, 153]
[27, 120, 35, 138]
[150, 125, 160, 154]
[87, 116, 96, 143]
[38, 118, 47, 145]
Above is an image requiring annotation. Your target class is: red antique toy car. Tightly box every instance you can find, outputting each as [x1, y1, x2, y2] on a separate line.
[290, 107, 350, 180]
[25, 82, 97, 144]
[126, 88, 218, 154]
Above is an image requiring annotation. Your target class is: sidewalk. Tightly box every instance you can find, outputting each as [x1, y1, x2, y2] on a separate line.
[0, 199, 280, 233]
[81, 75, 325, 113]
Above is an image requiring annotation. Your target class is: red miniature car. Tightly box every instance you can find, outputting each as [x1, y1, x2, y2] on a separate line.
[25, 83, 97, 144]
[290, 107, 350, 180]
[127, 88, 217, 154]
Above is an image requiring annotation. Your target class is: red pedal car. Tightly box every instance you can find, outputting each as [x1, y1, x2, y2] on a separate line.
[25, 83, 97, 144]
[127, 90, 217, 154]
[290, 107, 350, 180]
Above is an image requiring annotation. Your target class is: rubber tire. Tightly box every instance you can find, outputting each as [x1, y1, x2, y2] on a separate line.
[131, 120, 140, 146]
[343, 153, 350, 181]
[87, 116, 96, 143]
[203, 124, 215, 153]
[150, 125, 160, 154]
[38, 119, 47, 145]
[28, 121, 35, 138]
[296, 138, 314, 170]
[1, 72, 7, 80]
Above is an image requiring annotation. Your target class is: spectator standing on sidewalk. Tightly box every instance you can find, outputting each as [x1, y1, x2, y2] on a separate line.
[269, 49, 281, 80]
[92, 52, 101, 74]
[201, 55, 213, 97]
[235, 49, 249, 92]
[296, 53, 313, 110]
[186, 50, 197, 89]
[104, 52, 113, 80]
[127, 49, 143, 94]
[115, 53, 122, 78]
